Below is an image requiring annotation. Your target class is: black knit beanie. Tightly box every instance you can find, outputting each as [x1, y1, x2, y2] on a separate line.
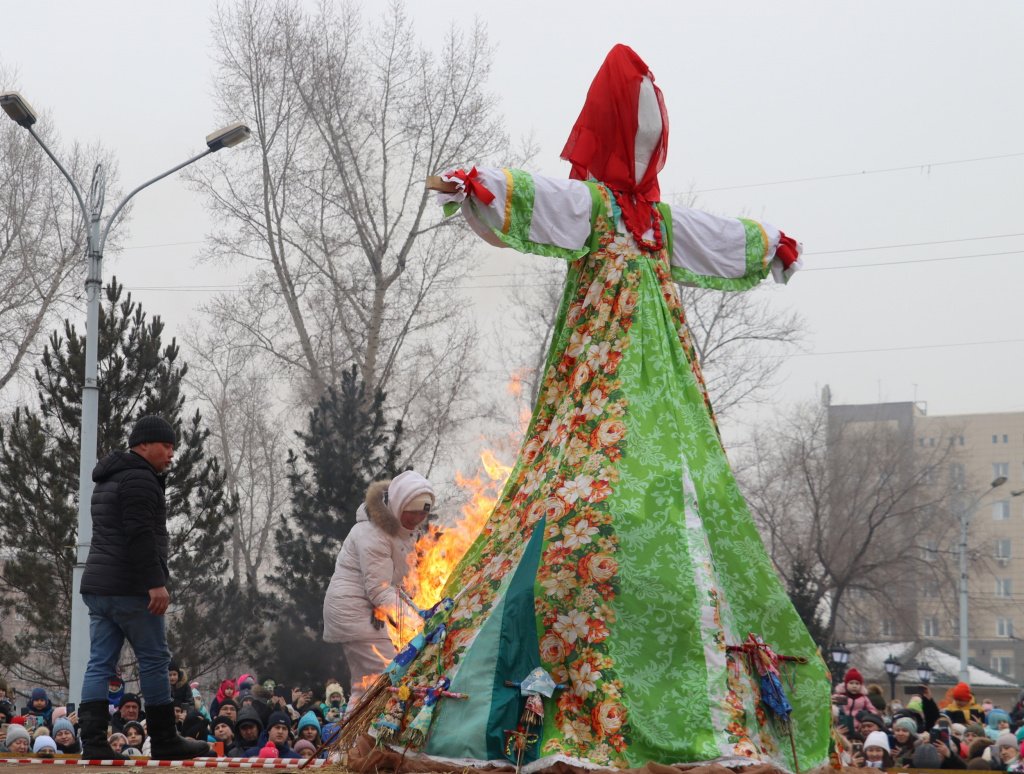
[129, 416, 176, 447]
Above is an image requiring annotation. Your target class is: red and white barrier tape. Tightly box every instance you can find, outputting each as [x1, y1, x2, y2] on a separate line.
[0, 758, 324, 768]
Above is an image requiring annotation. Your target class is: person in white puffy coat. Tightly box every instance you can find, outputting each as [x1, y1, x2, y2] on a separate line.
[322, 471, 434, 706]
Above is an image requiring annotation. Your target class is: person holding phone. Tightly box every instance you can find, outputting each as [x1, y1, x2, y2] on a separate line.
[77, 416, 210, 760]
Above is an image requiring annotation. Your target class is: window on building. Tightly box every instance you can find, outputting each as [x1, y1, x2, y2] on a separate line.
[996, 578, 1013, 598]
[921, 540, 940, 562]
[923, 617, 940, 637]
[881, 619, 895, 637]
[959, 435, 965, 445]
[993, 434, 999, 444]
[994, 501, 1011, 520]
[996, 539, 1013, 559]
[994, 462, 1010, 479]
[919, 438, 925, 447]
[950, 463, 966, 489]
[851, 620, 868, 638]
[997, 618, 1014, 638]
[952, 618, 961, 636]
[1004, 434, 1010, 443]
[848, 587, 864, 599]
[922, 585, 939, 598]
[991, 655, 1013, 677]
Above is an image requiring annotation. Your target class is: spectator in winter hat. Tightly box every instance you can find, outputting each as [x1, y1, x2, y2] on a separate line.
[861, 730, 894, 769]
[231, 706, 264, 756]
[0, 699, 15, 725]
[212, 716, 236, 748]
[210, 679, 237, 718]
[123, 721, 147, 752]
[107, 733, 129, 755]
[217, 699, 239, 724]
[996, 733, 1024, 772]
[23, 688, 54, 728]
[111, 694, 145, 734]
[986, 708, 1011, 740]
[320, 683, 346, 722]
[912, 743, 943, 769]
[2, 723, 32, 754]
[33, 735, 58, 757]
[168, 661, 192, 706]
[890, 716, 919, 766]
[833, 668, 874, 727]
[856, 710, 886, 737]
[296, 711, 321, 746]
[293, 740, 317, 760]
[52, 717, 82, 754]
[941, 682, 983, 724]
[244, 711, 300, 759]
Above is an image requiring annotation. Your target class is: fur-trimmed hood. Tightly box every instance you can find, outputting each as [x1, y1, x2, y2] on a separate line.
[361, 479, 400, 535]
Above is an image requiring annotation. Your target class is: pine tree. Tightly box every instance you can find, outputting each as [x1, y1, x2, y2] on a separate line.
[0, 279, 262, 690]
[261, 365, 403, 689]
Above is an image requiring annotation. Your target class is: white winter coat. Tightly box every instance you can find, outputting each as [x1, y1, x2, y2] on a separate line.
[322, 480, 418, 643]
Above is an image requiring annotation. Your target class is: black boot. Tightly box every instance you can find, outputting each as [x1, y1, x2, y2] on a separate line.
[79, 699, 128, 760]
[147, 702, 212, 759]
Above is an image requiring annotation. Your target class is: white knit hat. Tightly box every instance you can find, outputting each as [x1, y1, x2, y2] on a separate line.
[387, 470, 434, 518]
[864, 730, 891, 753]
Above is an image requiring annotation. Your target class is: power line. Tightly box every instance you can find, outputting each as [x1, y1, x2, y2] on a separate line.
[125, 244, 1023, 294]
[682, 151, 1024, 195]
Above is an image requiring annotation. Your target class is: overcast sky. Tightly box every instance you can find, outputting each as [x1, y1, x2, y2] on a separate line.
[4, 0, 1023, 433]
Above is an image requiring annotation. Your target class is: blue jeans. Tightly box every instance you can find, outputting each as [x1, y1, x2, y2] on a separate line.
[81, 594, 171, 706]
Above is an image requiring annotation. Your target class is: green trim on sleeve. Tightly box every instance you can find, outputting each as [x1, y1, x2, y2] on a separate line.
[486, 169, 593, 261]
[669, 216, 773, 291]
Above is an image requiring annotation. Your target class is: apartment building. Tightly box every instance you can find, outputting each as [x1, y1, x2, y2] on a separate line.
[829, 402, 1024, 680]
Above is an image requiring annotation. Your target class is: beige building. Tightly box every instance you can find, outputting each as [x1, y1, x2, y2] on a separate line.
[915, 409, 1024, 681]
[829, 402, 1024, 684]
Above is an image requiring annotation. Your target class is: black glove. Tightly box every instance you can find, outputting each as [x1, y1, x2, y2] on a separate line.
[371, 612, 385, 630]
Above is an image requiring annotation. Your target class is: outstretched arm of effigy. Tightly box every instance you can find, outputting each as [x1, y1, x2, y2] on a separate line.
[665, 203, 802, 290]
[429, 167, 597, 261]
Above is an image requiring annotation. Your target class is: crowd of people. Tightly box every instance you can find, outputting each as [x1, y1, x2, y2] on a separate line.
[7, 664, 1024, 768]
[0, 670, 347, 760]
[833, 668, 1024, 771]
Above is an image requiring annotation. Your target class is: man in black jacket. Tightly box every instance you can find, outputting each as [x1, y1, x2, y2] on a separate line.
[77, 416, 210, 760]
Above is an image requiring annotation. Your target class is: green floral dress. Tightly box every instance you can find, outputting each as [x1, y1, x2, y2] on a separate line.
[394, 167, 829, 771]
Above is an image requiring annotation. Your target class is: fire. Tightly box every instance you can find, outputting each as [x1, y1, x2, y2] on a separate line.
[405, 448, 513, 612]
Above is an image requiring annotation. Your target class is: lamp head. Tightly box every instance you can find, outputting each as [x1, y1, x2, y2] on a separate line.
[206, 121, 251, 151]
[0, 91, 38, 127]
[992, 476, 1008, 489]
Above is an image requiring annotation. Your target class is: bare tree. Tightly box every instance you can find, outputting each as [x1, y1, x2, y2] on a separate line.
[0, 90, 83, 395]
[183, 324, 288, 588]
[187, 0, 509, 470]
[737, 400, 961, 648]
[679, 286, 803, 419]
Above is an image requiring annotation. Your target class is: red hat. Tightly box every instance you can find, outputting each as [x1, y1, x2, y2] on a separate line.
[258, 740, 279, 759]
[11, 715, 28, 725]
[952, 682, 972, 702]
[844, 668, 864, 684]
[561, 44, 669, 251]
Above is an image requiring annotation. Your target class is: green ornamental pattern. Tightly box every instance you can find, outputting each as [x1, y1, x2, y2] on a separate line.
[396, 171, 831, 770]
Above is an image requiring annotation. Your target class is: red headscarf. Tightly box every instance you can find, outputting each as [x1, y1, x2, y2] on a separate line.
[561, 44, 669, 251]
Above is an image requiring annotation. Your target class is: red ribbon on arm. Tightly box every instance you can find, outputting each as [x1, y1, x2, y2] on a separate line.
[776, 233, 799, 270]
[448, 167, 495, 205]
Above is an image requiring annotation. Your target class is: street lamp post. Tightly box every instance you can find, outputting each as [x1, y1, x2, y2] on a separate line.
[830, 642, 850, 686]
[958, 475, 1008, 683]
[884, 654, 902, 700]
[916, 661, 933, 685]
[0, 91, 250, 704]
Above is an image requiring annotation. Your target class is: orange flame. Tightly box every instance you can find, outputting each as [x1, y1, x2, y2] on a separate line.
[405, 449, 513, 612]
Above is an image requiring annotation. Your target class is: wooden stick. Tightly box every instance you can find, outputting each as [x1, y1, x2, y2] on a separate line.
[426, 175, 459, 193]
